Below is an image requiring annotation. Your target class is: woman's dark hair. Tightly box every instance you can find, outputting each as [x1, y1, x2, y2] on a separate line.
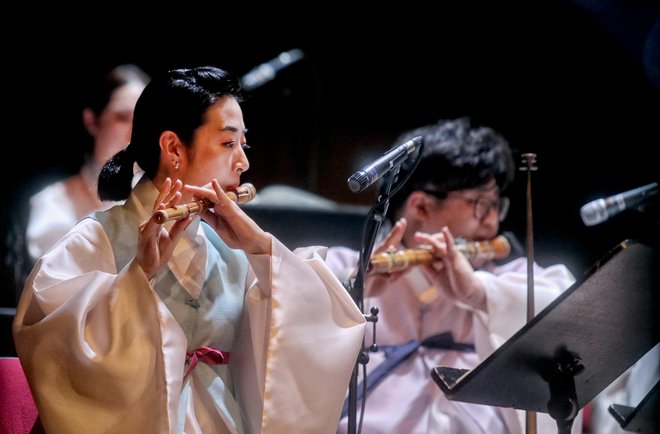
[84, 64, 151, 116]
[98, 66, 243, 201]
[387, 117, 516, 221]
[79, 64, 150, 159]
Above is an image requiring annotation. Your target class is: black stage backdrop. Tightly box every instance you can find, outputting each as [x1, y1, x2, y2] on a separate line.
[2, 1, 658, 307]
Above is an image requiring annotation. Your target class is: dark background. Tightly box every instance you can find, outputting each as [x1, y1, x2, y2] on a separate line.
[2, 1, 658, 308]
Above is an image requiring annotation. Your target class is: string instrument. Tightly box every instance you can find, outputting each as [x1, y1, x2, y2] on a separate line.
[152, 183, 256, 224]
[368, 235, 511, 274]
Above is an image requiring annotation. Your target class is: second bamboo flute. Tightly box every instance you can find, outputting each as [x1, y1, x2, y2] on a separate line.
[369, 235, 511, 274]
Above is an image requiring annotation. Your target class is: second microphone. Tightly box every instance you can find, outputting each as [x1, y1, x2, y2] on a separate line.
[152, 183, 256, 224]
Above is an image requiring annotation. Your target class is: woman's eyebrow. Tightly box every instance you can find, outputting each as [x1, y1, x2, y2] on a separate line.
[220, 126, 248, 134]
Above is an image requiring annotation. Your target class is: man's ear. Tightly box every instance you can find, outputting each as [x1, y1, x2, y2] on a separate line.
[407, 191, 434, 221]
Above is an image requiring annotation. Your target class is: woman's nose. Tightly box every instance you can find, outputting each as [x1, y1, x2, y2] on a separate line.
[234, 148, 249, 173]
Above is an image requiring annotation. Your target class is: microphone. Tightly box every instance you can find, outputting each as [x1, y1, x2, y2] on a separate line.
[347, 136, 423, 193]
[152, 183, 257, 224]
[580, 182, 658, 226]
[368, 235, 511, 274]
[240, 49, 305, 91]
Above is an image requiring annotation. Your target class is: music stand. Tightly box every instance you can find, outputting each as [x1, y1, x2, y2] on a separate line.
[608, 379, 658, 433]
[431, 240, 658, 434]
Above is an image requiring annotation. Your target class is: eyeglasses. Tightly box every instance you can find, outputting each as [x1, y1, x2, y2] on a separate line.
[424, 190, 510, 222]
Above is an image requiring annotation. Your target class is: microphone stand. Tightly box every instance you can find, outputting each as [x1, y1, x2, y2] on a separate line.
[345, 138, 423, 434]
[346, 168, 398, 434]
[521, 153, 538, 434]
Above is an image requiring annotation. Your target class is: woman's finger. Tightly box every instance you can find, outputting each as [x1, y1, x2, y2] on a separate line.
[184, 184, 218, 203]
[153, 178, 172, 212]
[162, 180, 183, 207]
[211, 179, 231, 209]
[168, 216, 192, 242]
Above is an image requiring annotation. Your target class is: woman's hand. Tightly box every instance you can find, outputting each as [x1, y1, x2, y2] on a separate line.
[136, 178, 192, 280]
[184, 180, 271, 255]
[415, 227, 487, 310]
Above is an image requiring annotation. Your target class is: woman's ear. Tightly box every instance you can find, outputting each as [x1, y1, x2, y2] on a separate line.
[82, 108, 98, 137]
[159, 131, 183, 164]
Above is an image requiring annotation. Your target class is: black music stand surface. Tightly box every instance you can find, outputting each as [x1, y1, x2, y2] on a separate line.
[431, 240, 658, 433]
[608, 379, 658, 433]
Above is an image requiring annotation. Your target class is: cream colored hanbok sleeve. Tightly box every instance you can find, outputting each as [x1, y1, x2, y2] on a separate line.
[13, 218, 186, 433]
[235, 240, 366, 434]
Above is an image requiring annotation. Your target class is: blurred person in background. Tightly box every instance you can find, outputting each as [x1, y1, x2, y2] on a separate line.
[26, 64, 150, 263]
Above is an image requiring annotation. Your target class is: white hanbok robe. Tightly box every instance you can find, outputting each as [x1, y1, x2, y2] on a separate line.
[13, 178, 366, 434]
[26, 163, 142, 263]
[26, 167, 115, 262]
[326, 246, 581, 434]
